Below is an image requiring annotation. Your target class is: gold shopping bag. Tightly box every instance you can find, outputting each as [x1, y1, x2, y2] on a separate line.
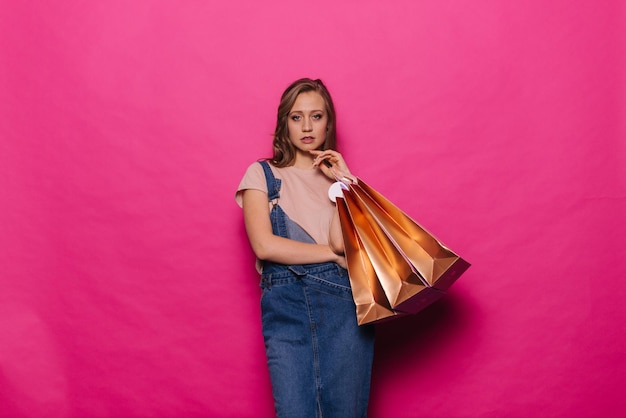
[336, 177, 470, 325]
[336, 197, 398, 325]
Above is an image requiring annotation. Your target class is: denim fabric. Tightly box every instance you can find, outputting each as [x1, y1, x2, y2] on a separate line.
[260, 161, 317, 246]
[258, 162, 375, 418]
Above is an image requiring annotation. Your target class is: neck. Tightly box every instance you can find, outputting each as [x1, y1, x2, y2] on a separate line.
[292, 152, 315, 169]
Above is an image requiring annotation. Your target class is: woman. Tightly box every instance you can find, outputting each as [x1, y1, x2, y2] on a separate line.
[236, 78, 375, 417]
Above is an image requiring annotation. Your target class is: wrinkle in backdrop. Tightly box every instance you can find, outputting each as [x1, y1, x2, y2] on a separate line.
[1, 1, 625, 417]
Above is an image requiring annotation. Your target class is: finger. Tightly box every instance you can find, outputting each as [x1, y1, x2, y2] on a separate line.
[312, 151, 337, 165]
[316, 151, 342, 163]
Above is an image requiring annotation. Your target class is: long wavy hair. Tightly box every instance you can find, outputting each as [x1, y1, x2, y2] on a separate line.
[269, 78, 337, 167]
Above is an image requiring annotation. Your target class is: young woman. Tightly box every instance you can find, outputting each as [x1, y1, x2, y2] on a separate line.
[236, 78, 375, 417]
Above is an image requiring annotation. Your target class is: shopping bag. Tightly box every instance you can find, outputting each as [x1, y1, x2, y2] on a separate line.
[335, 177, 470, 325]
[336, 198, 398, 324]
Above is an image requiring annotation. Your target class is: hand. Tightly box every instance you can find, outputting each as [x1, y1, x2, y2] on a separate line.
[310, 149, 353, 182]
[335, 254, 347, 269]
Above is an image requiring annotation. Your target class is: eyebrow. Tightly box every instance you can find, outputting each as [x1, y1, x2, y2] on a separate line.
[288, 109, 325, 114]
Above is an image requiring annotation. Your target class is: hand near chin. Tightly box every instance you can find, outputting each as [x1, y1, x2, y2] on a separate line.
[310, 150, 353, 182]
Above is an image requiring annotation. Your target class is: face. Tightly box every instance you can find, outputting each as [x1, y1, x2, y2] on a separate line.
[287, 91, 328, 159]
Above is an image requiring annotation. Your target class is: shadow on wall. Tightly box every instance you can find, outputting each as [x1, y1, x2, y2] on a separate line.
[369, 290, 479, 408]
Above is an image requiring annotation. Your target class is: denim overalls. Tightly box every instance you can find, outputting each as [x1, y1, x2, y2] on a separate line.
[258, 161, 375, 418]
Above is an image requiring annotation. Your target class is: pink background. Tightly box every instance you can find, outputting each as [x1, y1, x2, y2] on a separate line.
[1, 1, 625, 417]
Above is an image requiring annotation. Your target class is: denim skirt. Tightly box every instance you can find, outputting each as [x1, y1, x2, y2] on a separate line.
[261, 261, 375, 418]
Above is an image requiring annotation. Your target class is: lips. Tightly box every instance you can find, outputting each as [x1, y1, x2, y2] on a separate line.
[301, 136, 315, 144]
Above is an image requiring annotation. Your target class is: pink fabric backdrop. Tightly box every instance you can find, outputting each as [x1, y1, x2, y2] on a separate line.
[1, 1, 624, 417]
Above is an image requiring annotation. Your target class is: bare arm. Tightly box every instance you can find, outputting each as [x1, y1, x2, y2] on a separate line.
[242, 188, 343, 265]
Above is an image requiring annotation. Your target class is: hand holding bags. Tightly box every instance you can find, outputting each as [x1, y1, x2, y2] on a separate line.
[334, 177, 470, 325]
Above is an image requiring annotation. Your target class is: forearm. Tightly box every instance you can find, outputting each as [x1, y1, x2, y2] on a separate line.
[242, 188, 341, 266]
[253, 234, 340, 265]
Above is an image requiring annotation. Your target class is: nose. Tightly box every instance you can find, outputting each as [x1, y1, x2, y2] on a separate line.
[302, 117, 312, 132]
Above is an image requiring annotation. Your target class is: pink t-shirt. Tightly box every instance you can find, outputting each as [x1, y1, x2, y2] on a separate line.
[235, 161, 336, 246]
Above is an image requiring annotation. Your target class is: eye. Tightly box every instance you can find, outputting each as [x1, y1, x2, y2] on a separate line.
[290, 115, 302, 121]
[312, 113, 324, 120]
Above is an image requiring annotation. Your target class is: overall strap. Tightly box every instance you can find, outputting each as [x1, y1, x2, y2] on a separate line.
[259, 161, 281, 201]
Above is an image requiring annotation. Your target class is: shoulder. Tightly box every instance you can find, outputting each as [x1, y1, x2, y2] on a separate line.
[240, 160, 275, 180]
[244, 160, 265, 174]
[235, 161, 271, 207]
